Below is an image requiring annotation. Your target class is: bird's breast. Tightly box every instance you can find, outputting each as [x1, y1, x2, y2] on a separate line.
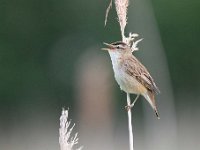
[109, 51, 146, 94]
[112, 59, 146, 94]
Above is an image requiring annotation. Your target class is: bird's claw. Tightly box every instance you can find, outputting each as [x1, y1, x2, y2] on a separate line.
[125, 105, 132, 111]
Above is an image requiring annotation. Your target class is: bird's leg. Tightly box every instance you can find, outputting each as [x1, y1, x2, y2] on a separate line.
[130, 94, 140, 108]
[125, 94, 140, 111]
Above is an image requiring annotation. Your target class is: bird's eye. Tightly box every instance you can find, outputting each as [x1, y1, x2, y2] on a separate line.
[116, 46, 120, 49]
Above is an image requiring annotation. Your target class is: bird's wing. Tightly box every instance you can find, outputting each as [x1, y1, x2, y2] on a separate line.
[123, 57, 160, 94]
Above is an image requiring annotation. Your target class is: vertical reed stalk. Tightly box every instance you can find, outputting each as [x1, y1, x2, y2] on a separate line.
[127, 93, 134, 150]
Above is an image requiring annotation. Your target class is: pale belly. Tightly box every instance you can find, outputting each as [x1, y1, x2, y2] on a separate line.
[113, 67, 147, 94]
[109, 51, 147, 94]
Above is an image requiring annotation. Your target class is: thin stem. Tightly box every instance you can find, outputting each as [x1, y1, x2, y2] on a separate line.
[127, 93, 134, 150]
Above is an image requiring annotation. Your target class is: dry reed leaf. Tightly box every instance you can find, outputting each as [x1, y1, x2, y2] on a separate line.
[104, 0, 142, 51]
[105, 0, 113, 26]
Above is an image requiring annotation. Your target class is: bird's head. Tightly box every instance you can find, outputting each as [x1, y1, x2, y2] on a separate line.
[102, 41, 131, 54]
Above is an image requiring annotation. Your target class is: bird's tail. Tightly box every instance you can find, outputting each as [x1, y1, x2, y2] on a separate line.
[143, 91, 160, 119]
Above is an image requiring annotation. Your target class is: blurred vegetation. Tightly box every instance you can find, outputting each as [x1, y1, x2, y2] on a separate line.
[152, 0, 200, 93]
[0, 0, 200, 127]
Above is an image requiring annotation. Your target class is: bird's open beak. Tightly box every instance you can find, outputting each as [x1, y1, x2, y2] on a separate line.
[101, 42, 115, 51]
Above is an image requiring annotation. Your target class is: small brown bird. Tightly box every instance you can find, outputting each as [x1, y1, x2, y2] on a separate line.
[102, 41, 160, 118]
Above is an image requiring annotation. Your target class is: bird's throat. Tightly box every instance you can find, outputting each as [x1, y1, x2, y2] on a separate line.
[108, 51, 122, 67]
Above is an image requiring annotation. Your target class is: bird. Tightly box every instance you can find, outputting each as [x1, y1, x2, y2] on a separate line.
[102, 41, 160, 118]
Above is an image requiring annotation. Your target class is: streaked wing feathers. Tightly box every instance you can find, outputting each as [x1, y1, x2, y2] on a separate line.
[123, 57, 160, 94]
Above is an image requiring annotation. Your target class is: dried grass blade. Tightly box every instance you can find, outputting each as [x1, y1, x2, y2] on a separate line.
[105, 0, 113, 26]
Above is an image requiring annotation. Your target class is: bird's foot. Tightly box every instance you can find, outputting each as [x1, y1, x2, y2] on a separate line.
[125, 104, 134, 111]
[125, 94, 140, 111]
[125, 105, 131, 111]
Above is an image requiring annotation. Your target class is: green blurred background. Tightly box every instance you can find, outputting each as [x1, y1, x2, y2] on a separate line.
[0, 0, 200, 150]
